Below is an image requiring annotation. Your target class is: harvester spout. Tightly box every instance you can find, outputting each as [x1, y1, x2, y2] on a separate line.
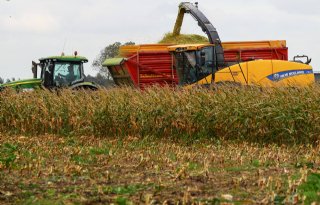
[172, 5, 185, 36]
[172, 2, 225, 68]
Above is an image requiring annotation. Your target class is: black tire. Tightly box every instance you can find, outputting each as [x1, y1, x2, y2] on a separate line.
[72, 85, 98, 91]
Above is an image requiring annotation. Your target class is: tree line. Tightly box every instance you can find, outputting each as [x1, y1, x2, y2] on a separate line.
[0, 77, 18, 84]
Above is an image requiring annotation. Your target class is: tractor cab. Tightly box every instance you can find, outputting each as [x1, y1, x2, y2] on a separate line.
[168, 44, 217, 86]
[31, 53, 97, 90]
[34, 55, 87, 88]
[0, 53, 98, 92]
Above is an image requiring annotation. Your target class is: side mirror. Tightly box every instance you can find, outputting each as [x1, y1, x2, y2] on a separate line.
[32, 61, 38, 78]
[293, 55, 312, 65]
[200, 52, 206, 66]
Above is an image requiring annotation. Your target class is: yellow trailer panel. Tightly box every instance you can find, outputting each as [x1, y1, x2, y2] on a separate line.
[222, 40, 286, 50]
[120, 44, 173, 56]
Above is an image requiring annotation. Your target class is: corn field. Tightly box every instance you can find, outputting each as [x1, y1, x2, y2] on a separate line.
[1, 86, 320, 144]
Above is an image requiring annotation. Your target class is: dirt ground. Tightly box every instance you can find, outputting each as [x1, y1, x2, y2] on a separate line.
[0, 134, 319, 204]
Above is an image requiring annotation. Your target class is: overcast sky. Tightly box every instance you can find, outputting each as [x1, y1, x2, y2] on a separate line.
[0, 0, 319, 79]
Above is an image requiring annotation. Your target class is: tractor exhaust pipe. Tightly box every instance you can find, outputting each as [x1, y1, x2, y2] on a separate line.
[32, 61, 38, 79]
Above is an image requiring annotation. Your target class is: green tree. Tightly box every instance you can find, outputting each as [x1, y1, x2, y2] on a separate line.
[0, 77, 3, 84]
[85, 73, 114, 88]
[92, 41, 135, 79]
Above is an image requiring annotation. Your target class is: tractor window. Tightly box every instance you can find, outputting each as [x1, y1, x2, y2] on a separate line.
[174, 52, 198, 85]
[54, 63, 82, 86]
[42, 62, 54, 87]
[173, 47, 215, 86]
[196, 46, 214, 80]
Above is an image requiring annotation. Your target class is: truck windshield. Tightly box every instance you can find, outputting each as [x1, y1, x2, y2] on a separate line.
[54, 62, 82, 86]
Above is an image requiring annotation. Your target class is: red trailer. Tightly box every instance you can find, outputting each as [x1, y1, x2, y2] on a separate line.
[103, 41, 288, 89]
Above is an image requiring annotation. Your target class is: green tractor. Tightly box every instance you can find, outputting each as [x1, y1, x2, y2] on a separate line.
[0, 53, 98, 92]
